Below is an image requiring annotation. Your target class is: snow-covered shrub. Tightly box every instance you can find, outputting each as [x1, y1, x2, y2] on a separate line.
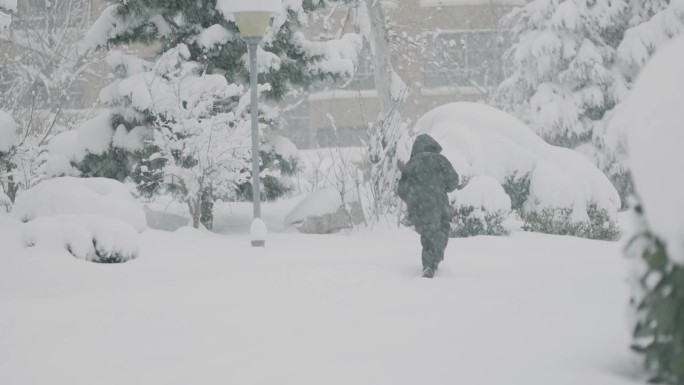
[23, 215, 139, 263]
[12, 177, 145, 263]
[449, 176, 511, 238]
[502, 171, 530, 212]
[618, 35, 684, 384]
[401, 102, 621, 240]
[13, 177, 146, 231]
[521, 203, 619, 240]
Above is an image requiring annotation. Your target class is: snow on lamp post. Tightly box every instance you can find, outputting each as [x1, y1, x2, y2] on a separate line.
[226, 0, 281, 247]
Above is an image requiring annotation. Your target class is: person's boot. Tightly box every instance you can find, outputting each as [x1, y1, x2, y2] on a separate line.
[421, 266, 435, 278]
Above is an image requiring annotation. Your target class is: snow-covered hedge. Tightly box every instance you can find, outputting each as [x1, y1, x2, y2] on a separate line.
[400, 102, 621, 240]
[618, 35, 684, 384]
[449, 176, 511, 237]
[12, 177, 145, 263]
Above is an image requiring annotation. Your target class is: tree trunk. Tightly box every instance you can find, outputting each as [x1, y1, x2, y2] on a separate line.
[364, 0, 393, 118]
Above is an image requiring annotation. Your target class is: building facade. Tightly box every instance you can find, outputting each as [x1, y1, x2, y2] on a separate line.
[282, 0, 526, 149]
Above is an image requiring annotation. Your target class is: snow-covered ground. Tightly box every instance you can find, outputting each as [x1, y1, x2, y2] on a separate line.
[0, 208, 643, 385]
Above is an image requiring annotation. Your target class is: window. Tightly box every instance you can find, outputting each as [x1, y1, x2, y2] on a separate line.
[423, 30, 507, 93]
[16, 0, 87, 27]
[281, 97, 312, 149]
[345, 53, 376, 91]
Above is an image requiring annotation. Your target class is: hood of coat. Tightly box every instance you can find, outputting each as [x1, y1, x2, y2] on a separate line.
[410, 134, 442, 158]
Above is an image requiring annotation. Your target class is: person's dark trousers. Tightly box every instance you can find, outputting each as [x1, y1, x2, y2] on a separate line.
[419, 223, 450, 270]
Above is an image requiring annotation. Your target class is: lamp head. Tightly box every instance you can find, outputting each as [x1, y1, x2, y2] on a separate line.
[219, 0, 282, 39]
[233, 11, 276, 39]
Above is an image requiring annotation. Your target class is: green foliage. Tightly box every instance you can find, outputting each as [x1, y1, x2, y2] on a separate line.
[501, 171, 619, 240]
[235, 150, 297, 202]
[77, 148, 134, 182]
[628, 219, 684, 384]
[521, 203, 619, 240]
[502, 171, 530, 212]
[610, 168, 635, 210]
[66, 239, 137, 264]
[450, 206, 509, 238]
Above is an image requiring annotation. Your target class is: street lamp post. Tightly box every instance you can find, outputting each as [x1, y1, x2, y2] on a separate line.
[247, 36, 262, 225]
[230, 2, 281, 247]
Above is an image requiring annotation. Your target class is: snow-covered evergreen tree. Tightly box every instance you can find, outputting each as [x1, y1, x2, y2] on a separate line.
[496, 0, 684, 206]
[71, 0, 360, 225]
[494, 0, 627, 149]
[102, 46, 254, 229]
[598, 0, 684, 203]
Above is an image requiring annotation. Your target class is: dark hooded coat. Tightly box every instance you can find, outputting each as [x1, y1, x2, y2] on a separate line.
[398, 134, 459, 233]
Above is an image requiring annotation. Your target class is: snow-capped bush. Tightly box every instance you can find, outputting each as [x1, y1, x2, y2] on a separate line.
[449, 176, 511, 237]
[617, 34, 684, 384]
[12, 177, 145, 263]
[402, 102, 621, 240]
[23, 215, 139, 263]
[13, 177, 146, 232]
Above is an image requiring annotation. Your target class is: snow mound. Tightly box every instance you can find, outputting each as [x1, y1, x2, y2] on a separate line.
[407, 102, 620, 221]
[452, 176, 511, 213]
[284, 187, 342, 226]
[13, 177, 146, 233]
[23, 215, 139, 263]
[0, 110, 16, 153]
[623, 34, 684, 264]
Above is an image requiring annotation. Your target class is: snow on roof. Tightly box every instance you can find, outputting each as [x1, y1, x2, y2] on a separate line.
[623, 34, 684, 264]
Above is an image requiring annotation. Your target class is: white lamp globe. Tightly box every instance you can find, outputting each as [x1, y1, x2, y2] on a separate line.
[218, 0, 282, 38]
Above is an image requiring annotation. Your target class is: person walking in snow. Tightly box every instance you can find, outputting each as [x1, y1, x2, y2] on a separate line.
[398, 134, 459, 278]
